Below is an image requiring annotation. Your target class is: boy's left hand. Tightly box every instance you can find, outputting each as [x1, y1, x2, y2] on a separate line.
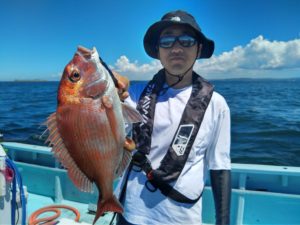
[112, 71, 130, 101]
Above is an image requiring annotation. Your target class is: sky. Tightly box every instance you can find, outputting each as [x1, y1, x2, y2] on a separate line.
[0, 0, 299, 81]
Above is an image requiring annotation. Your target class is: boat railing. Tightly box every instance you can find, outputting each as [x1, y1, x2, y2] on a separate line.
[2, 142, 300, 225]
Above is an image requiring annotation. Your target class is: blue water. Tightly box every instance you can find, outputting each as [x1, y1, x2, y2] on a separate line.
[0, 79, 300, 166]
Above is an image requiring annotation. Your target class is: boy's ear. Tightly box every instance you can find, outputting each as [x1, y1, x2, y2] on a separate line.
[197, 44, 203, 58]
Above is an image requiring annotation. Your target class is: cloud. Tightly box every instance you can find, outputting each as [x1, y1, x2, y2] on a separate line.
[196, 35, 300, 73]
[51, 72, 62, 79]
[111, 36, 300, 80]
[111, 55, 162, 80]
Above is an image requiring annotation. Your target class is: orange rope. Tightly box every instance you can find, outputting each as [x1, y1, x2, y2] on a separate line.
[28, 204, 80, 225]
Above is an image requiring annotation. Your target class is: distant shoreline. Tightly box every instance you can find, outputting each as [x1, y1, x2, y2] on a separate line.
[0, 77, 299, 82]
[0, 80, 58, 83]
[13, 79, 50, 82]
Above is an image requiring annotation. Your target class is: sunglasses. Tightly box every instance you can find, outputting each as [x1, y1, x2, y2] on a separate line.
[158, 35, 197, 48]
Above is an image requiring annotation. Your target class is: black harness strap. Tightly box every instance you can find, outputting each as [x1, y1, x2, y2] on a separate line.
[132, 70, 165, 154]
[131, 151, 202, 203]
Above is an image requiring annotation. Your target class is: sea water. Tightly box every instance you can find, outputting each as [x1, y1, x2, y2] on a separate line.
[0, 78, 299, 166]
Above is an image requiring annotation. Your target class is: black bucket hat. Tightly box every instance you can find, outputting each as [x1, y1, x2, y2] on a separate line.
[144, 10, 214, 59]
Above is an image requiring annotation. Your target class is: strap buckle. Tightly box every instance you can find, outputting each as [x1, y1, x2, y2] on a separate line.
[131, 152, 152, 174]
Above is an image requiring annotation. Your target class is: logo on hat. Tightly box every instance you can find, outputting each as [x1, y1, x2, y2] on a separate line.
[170, 16, 181, 22]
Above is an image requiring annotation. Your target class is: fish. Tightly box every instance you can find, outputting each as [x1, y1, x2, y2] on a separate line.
[46, 46, 141, 224]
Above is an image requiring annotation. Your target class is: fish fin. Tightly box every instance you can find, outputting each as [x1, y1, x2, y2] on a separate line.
[121, 103, 142, 124]
[46, 112, 93, 193]
[93, 195, 123, 225]
[115, 145, 132, 178]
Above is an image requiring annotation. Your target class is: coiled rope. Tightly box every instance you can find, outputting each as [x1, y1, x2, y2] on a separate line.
[28, 204, 80, 225]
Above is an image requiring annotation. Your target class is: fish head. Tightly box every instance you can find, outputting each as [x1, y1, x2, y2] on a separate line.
[58, 46, 109, 105]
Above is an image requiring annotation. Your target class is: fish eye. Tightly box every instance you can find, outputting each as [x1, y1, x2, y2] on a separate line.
[69, 70, 81, 82]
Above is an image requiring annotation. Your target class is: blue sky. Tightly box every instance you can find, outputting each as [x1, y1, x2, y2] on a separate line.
[0, 0, 299, 81]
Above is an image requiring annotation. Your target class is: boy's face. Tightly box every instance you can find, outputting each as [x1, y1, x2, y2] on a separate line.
[158, 25, 201, 76]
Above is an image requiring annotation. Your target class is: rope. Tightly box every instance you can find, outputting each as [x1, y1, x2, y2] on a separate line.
[28, 205, 80, 225]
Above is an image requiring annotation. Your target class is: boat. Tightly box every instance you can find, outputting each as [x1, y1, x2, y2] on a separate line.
[1, 141, 300, 225]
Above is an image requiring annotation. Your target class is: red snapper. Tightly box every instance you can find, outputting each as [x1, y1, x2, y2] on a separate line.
[46, 46, 141, 224]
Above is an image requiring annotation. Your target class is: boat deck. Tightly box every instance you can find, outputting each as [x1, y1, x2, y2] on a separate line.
[2, 142, 300, 225]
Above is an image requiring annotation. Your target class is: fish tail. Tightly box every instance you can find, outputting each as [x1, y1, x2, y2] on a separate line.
[93, 195, 123, 224]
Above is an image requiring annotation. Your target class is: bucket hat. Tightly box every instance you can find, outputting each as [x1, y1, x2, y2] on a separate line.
[144, 10, 214, 59]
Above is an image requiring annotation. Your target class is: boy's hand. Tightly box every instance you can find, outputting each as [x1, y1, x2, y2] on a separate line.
[112, 71, 130, 101]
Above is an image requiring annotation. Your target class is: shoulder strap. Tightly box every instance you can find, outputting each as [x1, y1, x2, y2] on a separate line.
[132, 69, 165, 154]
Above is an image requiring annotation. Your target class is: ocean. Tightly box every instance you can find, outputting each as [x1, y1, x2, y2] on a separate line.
[0, 79, 299, 167]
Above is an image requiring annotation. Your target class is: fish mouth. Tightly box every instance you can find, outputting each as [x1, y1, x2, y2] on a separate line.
[77, 46, 93, 60]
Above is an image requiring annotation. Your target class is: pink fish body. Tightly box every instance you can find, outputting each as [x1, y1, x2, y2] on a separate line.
[46, 46, 141, 224]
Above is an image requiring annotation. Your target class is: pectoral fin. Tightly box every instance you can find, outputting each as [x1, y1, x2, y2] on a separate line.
[121, 103, 142, 124]
[114, 137, 135, 178]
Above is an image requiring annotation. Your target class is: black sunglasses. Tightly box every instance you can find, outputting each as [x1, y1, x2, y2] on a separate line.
[158, 35, 197, 48]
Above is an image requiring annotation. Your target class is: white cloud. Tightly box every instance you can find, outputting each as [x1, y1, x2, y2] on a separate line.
[111, 36, 300, 80]
[196, 35, 300, 73]
[51, 72, 62, 79]
[111, 55, 162, 80]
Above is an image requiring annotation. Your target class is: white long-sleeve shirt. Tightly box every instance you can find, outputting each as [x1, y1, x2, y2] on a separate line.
[116, 82, 231, 225]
